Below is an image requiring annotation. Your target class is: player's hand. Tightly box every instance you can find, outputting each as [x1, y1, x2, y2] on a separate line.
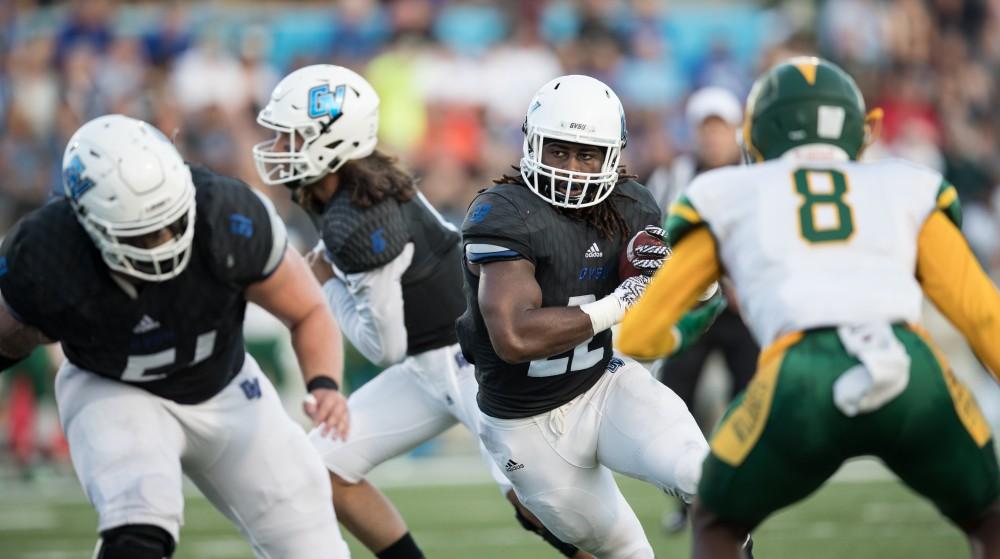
[628, 226, 672, 276]
[303, 388, 350, 440]
[305, 247, 337, 285]
[613, 274, 651, 309]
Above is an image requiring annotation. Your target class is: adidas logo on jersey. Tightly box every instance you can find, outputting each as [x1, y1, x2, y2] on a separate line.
[505, 459, 525, 472]
[132, 314, 161, 334]
[585, 243, 603, 259]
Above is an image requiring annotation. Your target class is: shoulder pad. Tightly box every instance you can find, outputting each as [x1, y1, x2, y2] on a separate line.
[321, 193, 409, 274]
[612, 180, 663, 237]
[194, 167, 287, 285]
[0, 202, 87, 334]
[664, 193, 706, 247]
[614, 180, 657, 207]
[462, 187, 535, 263]
[934, 179, 962, 229]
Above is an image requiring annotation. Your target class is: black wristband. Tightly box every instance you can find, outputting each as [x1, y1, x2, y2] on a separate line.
[306, 376, 340, 393]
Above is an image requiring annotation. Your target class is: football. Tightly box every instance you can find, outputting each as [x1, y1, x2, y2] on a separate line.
[619, 229, 670, 280]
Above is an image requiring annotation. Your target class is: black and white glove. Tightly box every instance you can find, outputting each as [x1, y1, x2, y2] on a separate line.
[613, 274, 651, 308]
[580, 275, 651, 334]
[628, 226, 672, 277]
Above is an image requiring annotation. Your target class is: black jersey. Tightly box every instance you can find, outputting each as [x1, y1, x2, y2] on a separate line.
[459, 180, 661, 419]
[0, 164, 287, 404]
[320, 190, 464, 355]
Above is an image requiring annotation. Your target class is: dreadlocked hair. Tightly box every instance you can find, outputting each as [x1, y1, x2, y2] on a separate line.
[335, 149, 416, 209]
[491, 166, 635, 240]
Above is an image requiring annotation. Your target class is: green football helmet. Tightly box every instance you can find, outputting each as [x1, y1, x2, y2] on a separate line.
[742, 56, 882, 162]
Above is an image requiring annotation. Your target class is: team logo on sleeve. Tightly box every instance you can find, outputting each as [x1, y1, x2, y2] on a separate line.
[308, 84, 347, 121]
[469, 203, 492, 224]
[64, 155, 96, 202]
[229, 214, 254, 238]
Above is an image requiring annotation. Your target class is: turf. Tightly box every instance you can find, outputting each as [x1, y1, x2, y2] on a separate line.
[0, 477, 966, 558]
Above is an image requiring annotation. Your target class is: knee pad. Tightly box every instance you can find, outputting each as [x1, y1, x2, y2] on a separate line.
[514, 504, 580, 558]
[522, 489, 614, 550]
[94, 524, 175, 559]
[524, 488, 653, 559]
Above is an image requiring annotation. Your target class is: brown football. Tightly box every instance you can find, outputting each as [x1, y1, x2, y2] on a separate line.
[619, 229, 668, 280]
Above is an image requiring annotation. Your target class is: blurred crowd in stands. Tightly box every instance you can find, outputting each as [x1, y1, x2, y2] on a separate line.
[1, 0, 996, 259]
[1, 0, 999, 476]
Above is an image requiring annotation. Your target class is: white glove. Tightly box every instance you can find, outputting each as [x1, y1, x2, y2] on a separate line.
[580, 275, 651, 334]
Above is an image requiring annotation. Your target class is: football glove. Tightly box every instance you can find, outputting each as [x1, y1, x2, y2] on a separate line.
[629, 226, 672, 276]
[581, 275, 651, 334]
[614, 274, 651, 308]
[671, 289, 727, 355]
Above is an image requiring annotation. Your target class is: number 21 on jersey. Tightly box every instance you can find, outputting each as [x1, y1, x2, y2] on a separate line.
[793, 168, 855, 244]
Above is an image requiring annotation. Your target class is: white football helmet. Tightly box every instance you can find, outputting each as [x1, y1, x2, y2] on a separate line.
[63, 114, 196, 282]
[520, 75, 627, 209]
[253, 64, 379, 187]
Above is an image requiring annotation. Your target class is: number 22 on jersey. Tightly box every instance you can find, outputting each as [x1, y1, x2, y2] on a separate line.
[793, 168, 855, 244]
[527, 295, 604, 377]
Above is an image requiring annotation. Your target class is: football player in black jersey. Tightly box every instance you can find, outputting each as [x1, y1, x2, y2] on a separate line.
[459, 75, 728, 557]
[0, 115, 351, 559]
[254, 64, 591, 559]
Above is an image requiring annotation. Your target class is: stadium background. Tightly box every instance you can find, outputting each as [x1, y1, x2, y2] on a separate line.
[1, 0, 999, 557]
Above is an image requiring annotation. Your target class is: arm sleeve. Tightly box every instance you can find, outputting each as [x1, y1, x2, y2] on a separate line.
[616, 226, 721, 360]
[916, 210, 1000, 381]
[461, 192, 534, 264]
[321, 242, 414, 367]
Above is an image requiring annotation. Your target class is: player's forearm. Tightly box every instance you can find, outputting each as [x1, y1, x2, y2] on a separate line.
[323, 278, 406, 367]
[0, 295, 48, 370]
[487, 306, 594, 363]
[917, 211, 1000, 380]
[290, 303, 345, 385]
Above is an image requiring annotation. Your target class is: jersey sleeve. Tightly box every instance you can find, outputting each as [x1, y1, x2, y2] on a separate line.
[616, 227, 722, 360]
[194, 166, 288, 287]
[664, 193, 708, 247]
[934, 178, 962, 229]
[321, 195, 409, 275]
[462, 191, 534, 264]
[0, 222, 44, 331]
[916, 210, 1000, 381]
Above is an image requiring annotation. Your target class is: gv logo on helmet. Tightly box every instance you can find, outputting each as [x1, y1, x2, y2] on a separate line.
[308, 84, 347, 120]
[64, 155, 96, 202]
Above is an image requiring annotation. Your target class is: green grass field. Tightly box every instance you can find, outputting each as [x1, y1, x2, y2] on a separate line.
[0, 475, 968, 559]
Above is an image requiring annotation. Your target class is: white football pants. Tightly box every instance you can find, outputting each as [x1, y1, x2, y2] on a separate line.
[309, 343, 510, 492]
[478, 357, 708, 559]
[55, 354, 350, 559]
